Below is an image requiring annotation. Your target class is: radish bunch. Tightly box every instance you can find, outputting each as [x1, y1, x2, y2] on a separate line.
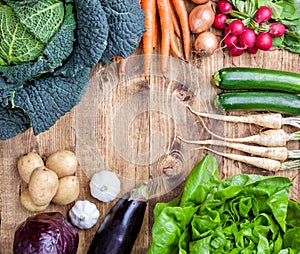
[213, 0, 286, 56]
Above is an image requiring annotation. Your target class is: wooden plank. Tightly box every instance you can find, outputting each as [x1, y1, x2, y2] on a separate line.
[1, 39, 300, 254]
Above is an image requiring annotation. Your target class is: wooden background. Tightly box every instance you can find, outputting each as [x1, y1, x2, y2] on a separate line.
[1, 10, 300, 254]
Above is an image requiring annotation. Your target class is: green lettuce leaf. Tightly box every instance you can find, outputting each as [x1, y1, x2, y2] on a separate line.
[148, 155, 299, 254]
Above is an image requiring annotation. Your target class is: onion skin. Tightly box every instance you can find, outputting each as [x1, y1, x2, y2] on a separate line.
[194, 31, 219, 56]
[189, 2, 215, 33]
[191, 0, 209, 4]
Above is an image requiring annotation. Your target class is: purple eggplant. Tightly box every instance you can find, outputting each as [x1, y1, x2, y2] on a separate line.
[87, 183, 148, 254]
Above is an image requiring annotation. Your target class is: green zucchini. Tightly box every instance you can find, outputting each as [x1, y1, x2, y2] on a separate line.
[215, 91, 300, 116]
[213, 67, 300, 93]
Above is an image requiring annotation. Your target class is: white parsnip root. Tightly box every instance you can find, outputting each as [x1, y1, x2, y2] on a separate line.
[195, 112, 300, 147]
[187, 105, 300, 129]
[199, 147, 300, 172]
[177, 137, 289, 161]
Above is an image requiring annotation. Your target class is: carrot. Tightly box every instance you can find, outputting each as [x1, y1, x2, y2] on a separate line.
[170, 0, 191, 61]
[157, 0, 172, 73]
[169, 0, 181, 38]
[152, 14, 158, 49]
[170, 22, 183, 59]
[141, 0, 156, 74]
[187, 105, 300, 129]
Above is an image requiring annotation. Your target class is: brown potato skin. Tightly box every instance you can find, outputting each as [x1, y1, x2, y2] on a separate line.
[46, 150, 78, 178]
[52, 176, 80, 205]
[28, 166, 59, 206]
[17, 151, 44, 183]
[20, 189, 49, 212]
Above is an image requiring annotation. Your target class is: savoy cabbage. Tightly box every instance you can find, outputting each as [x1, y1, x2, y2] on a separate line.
[0, 0, 144, 140]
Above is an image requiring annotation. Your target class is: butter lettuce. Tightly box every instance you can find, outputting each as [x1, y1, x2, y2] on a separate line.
[148, 155, 300, 254]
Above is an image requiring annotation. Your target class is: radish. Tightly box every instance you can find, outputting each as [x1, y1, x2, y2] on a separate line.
[228, 20, 245, 35]
[195, 147, 300, 172]
[229, 45, 244, 56]
[269, 22, 286, 37]
[187, 105, 300, 129]
[214, 13, 228, 29]
[224, 34, 238, 47]
[247, 45, 258, 54]
[239, 28, 256, 48]
[254, 6, 272, 24]
[217, 0, 233, 14]
[178, 136, 300, 161]
[255, 32, 273, 50]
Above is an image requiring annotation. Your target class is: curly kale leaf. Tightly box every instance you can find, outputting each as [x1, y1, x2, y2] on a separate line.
[11, 67, 90, 135]
[57, 0, 109, 77]
[7, 0, 65, 43]
[0, 105, 31, 140]
[0, 5, 45, 65]
[100, 0, 145, 64]
[0, 4, 76, 88]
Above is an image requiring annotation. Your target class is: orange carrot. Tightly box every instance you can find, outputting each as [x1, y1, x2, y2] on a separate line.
[152, 14, 158, 48]
[170, 22, 183, 59]
[157, 0, 172, 73]
[169, 0, 181, 38]
[170, 0, 191, 61]
[142, 0, 156, 74]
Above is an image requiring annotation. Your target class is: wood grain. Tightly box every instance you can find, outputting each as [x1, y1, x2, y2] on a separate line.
[1, 29, 300, 254]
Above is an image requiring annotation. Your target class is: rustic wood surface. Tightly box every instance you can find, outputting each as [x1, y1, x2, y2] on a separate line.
[1, 16, 300, 254]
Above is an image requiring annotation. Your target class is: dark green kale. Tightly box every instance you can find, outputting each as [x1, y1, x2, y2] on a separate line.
[100, 0, 145, 64]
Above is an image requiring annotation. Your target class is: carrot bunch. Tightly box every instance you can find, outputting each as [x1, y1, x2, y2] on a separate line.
[141, 0, 190, 73]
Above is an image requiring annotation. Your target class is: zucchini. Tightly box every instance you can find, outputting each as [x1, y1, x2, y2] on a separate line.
[215, 91, 300, 116]
[213, 67, 300, 93]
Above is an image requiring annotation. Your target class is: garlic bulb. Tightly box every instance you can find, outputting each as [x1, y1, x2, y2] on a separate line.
[89, 170, 121, 202]
[69, 200, 100, 229]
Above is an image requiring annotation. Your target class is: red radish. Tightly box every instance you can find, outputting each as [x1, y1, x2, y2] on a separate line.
[223, 26, 230, 36]
[217, 0, 233, 14]
[254, 6, 272, 24]
[247, 45, 258, 54]
[224, 34, 238, 47]
[255, 32, 273, 50]
[269, 22, 286, 37]
[228, 20, 244, 35]
[213, 13, 228, 29]
[229, 45, 244, 56]
[239, 28, 256, 47]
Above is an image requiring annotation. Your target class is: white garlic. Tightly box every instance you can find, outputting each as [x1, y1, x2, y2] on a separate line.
[89, 170, 121, 202]
[69, 200, 100, 229]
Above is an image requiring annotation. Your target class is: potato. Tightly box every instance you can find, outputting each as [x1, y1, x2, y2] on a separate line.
[28, 166, 59, 206]
[17, 151, 44, 183]
[52, 176, 80, 205]
[46, 150, 78, 178]
[20, 189, 49, 212]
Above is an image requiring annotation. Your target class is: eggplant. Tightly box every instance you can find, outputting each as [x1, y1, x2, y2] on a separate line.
[13, 212, 78, 254]
[88, 183, 148, 254]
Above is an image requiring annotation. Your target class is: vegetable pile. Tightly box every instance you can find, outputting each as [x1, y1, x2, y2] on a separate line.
[141, 0, 190, 73]
[18, 150, 80, 212]
[0, 0, 145, 140]
[213, 0, 300, 56]
[147, 154, 300, 253]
